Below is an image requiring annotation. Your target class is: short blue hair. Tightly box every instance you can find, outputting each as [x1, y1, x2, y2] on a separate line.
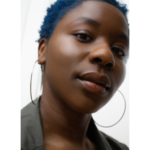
[37, 0, 128, 42]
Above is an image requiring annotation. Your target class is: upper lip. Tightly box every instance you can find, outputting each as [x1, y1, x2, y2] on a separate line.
[78, 72, 111, 88]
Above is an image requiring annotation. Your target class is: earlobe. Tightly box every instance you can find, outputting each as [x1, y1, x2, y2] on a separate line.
[38, 38, 48, 64]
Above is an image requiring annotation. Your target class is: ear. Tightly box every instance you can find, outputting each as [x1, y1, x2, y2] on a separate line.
[38, 38, 48, 65]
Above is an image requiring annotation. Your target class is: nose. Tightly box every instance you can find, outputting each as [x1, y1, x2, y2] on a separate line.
[88, 43, 115, 69]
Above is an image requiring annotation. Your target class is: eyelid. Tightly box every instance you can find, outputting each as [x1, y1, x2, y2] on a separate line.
[73, 31, 93, 42]
[111, 46, 126, 57]
[75, 33, 92, 39]
[72, 30, 93, 38]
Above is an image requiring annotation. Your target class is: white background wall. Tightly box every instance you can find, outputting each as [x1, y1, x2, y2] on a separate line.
[21, 0, 129, 147]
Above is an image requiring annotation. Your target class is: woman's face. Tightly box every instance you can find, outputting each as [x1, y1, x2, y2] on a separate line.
[39, 1, 129, 113]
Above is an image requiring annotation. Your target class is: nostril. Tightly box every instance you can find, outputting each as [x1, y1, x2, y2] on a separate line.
[106, 63, 113, 68]
[93, 58, 102, 63]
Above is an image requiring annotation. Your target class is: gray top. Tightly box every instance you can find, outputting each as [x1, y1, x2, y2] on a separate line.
[21, 97, 129, 150]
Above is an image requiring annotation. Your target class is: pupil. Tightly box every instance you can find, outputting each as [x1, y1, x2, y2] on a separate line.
[80, 34, 87, 39]
[113, 48, 119, 52]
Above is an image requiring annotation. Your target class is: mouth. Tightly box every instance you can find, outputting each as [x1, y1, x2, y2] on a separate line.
[77, 72, 111, 94]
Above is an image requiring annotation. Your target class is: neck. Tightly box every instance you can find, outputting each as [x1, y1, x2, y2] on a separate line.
[40, 80, 92, 147]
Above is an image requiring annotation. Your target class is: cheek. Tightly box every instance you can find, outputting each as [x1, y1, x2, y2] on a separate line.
[113, 61, 126, 91]
[45, 36, 82, 88]
[47, 35, 87, 79]
[48, 35, 80, 65]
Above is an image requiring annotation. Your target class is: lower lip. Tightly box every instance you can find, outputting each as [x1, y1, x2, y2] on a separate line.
[78, 79, 106, 94]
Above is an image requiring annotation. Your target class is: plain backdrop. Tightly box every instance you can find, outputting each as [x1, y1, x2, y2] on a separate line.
[21, 0, 129, 147]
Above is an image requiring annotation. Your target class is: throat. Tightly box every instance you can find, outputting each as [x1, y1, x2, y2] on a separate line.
[39, 95, 92, 144]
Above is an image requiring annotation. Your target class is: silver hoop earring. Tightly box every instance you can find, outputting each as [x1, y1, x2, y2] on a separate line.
[30, 60, 41, 105]
[93, 90, 126, 128]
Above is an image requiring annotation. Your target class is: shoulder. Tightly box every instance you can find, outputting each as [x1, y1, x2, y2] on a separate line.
[99, 131, 129, 150]
[21, 98, 39, 115]
[21, 101, 38, 150]
[21, 97, 44, 150]
[21, 100, 39, 142]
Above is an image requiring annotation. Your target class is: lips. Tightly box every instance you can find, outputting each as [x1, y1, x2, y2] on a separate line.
[77, 72, 111, 94]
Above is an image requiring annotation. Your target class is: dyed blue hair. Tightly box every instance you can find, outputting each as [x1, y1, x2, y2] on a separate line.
[37, 0, 128, 42]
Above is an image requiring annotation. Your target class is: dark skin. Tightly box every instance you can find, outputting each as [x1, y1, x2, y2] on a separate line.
[38, 1, 129, 150]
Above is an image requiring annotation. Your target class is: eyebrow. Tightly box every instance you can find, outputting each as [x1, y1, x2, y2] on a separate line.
[76, 17, 100, 27]
[75, 17, 129, 42]
[118, 33, 129, 42]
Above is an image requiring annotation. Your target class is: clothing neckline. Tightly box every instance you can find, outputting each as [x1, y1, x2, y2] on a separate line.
[21, 96, 112, 150]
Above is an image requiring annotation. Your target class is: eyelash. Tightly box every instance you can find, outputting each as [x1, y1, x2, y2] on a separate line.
[74, 33, 93, 42]
[74, 33, 125, 57]
[111, 47, 125, 57]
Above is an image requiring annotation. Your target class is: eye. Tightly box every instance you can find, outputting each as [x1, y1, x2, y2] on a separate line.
[74, 33, 92, 42]
[111, 47, 125, 57]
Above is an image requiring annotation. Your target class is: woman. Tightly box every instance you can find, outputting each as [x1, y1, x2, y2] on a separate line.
[21, 0, 129, 150]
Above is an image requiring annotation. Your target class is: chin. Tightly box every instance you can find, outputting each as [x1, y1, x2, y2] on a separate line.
[68, 96, 110, 114]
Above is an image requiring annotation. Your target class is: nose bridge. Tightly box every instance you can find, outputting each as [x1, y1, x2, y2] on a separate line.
[89, 42, 115, 68]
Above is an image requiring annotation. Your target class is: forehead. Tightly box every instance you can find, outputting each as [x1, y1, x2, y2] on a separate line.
[54, 1, 129, 37]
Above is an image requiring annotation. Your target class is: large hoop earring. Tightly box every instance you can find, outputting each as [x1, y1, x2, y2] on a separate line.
[30, 60, 41, 105]
[93, 90, 126, 128]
